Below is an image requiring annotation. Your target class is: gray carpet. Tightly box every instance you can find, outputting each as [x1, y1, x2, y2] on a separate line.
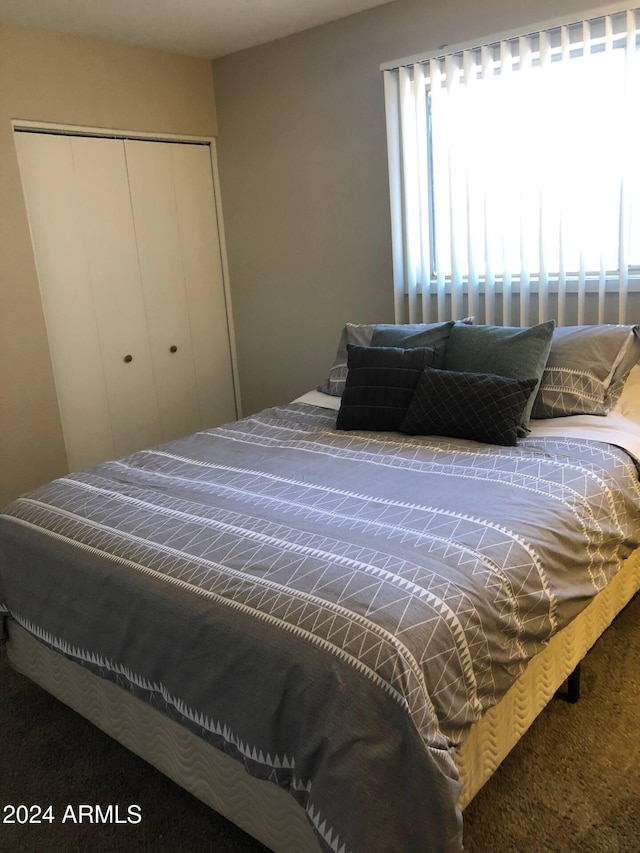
[1, 593, 638, 853]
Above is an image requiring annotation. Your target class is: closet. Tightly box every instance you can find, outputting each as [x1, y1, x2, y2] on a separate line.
[15, 129, 239, 472]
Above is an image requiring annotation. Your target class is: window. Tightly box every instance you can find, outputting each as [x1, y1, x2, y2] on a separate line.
[382, 7, 640, 325]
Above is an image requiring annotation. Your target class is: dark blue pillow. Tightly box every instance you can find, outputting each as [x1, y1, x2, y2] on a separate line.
[336, 345, 442, 432]
[400, 367, 538, 446]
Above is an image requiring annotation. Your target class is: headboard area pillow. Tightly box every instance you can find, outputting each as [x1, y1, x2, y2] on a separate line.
[317, 323, 377, 397]
[441, 320, 555, 431]
[614, 363, 640, 424]
[336, 345, 442, 432]
[370, 320, 455, 350]
[400, 368, 538, 446]
[531, 324, 640, 418]
[318, 320, 458, 397]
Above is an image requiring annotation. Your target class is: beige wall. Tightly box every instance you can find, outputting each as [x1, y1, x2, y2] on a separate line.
[212, 0, 599, 416]
[0, 21, 218, 506]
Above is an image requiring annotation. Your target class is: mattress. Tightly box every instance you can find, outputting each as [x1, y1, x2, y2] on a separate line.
[456, 546, 640, 808]
[6, 546, 639, 850]
[2, 400, 640, 852]
[6, 619, 318, 852]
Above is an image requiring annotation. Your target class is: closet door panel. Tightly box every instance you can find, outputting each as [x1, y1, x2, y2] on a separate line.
[71, 137, 162, 456]
[124, 139, 201, 442]
[15, 132, 114, 471]
[171, 143, 237, 427]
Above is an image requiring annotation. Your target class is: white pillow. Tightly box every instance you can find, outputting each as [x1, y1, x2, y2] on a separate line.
[614, 363, 640, 423]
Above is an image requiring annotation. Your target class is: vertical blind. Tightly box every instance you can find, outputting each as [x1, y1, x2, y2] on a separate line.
[382, 6, 640, 326]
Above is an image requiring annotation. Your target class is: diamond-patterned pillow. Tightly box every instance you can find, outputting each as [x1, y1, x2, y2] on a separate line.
[336, 345, 442, 432]
[400, 368, 538, 446]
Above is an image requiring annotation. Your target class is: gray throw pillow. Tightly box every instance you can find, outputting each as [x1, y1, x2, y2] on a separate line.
[442, 320, 555, 431]
[400, 368, 538, 446]
[531, 324, 640, 418]
[317, 323, 377, 397]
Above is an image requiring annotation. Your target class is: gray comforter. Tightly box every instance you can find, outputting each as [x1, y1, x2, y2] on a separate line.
[1, 402, 640, 852]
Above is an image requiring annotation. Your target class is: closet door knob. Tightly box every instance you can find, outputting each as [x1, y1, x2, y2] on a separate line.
[169, 345, 178, 353]
[124, 354, 133, 363]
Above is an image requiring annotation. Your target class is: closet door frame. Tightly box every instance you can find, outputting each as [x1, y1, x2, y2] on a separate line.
[13, 119, 242, 430]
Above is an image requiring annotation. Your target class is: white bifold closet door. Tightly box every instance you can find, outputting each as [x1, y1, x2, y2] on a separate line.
[16, 130, 237, 472]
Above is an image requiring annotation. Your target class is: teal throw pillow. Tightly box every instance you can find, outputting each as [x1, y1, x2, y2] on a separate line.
[371, 320, 455, 353]
[442, 320, 555, 431]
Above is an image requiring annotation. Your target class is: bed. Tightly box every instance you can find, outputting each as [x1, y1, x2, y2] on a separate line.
[1, 321, 640, 852]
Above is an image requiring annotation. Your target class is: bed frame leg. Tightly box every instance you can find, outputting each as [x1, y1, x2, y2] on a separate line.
[566, 664, 581, 703]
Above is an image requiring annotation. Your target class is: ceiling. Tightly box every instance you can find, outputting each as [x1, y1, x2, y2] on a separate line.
[0, 0, 395, 59]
